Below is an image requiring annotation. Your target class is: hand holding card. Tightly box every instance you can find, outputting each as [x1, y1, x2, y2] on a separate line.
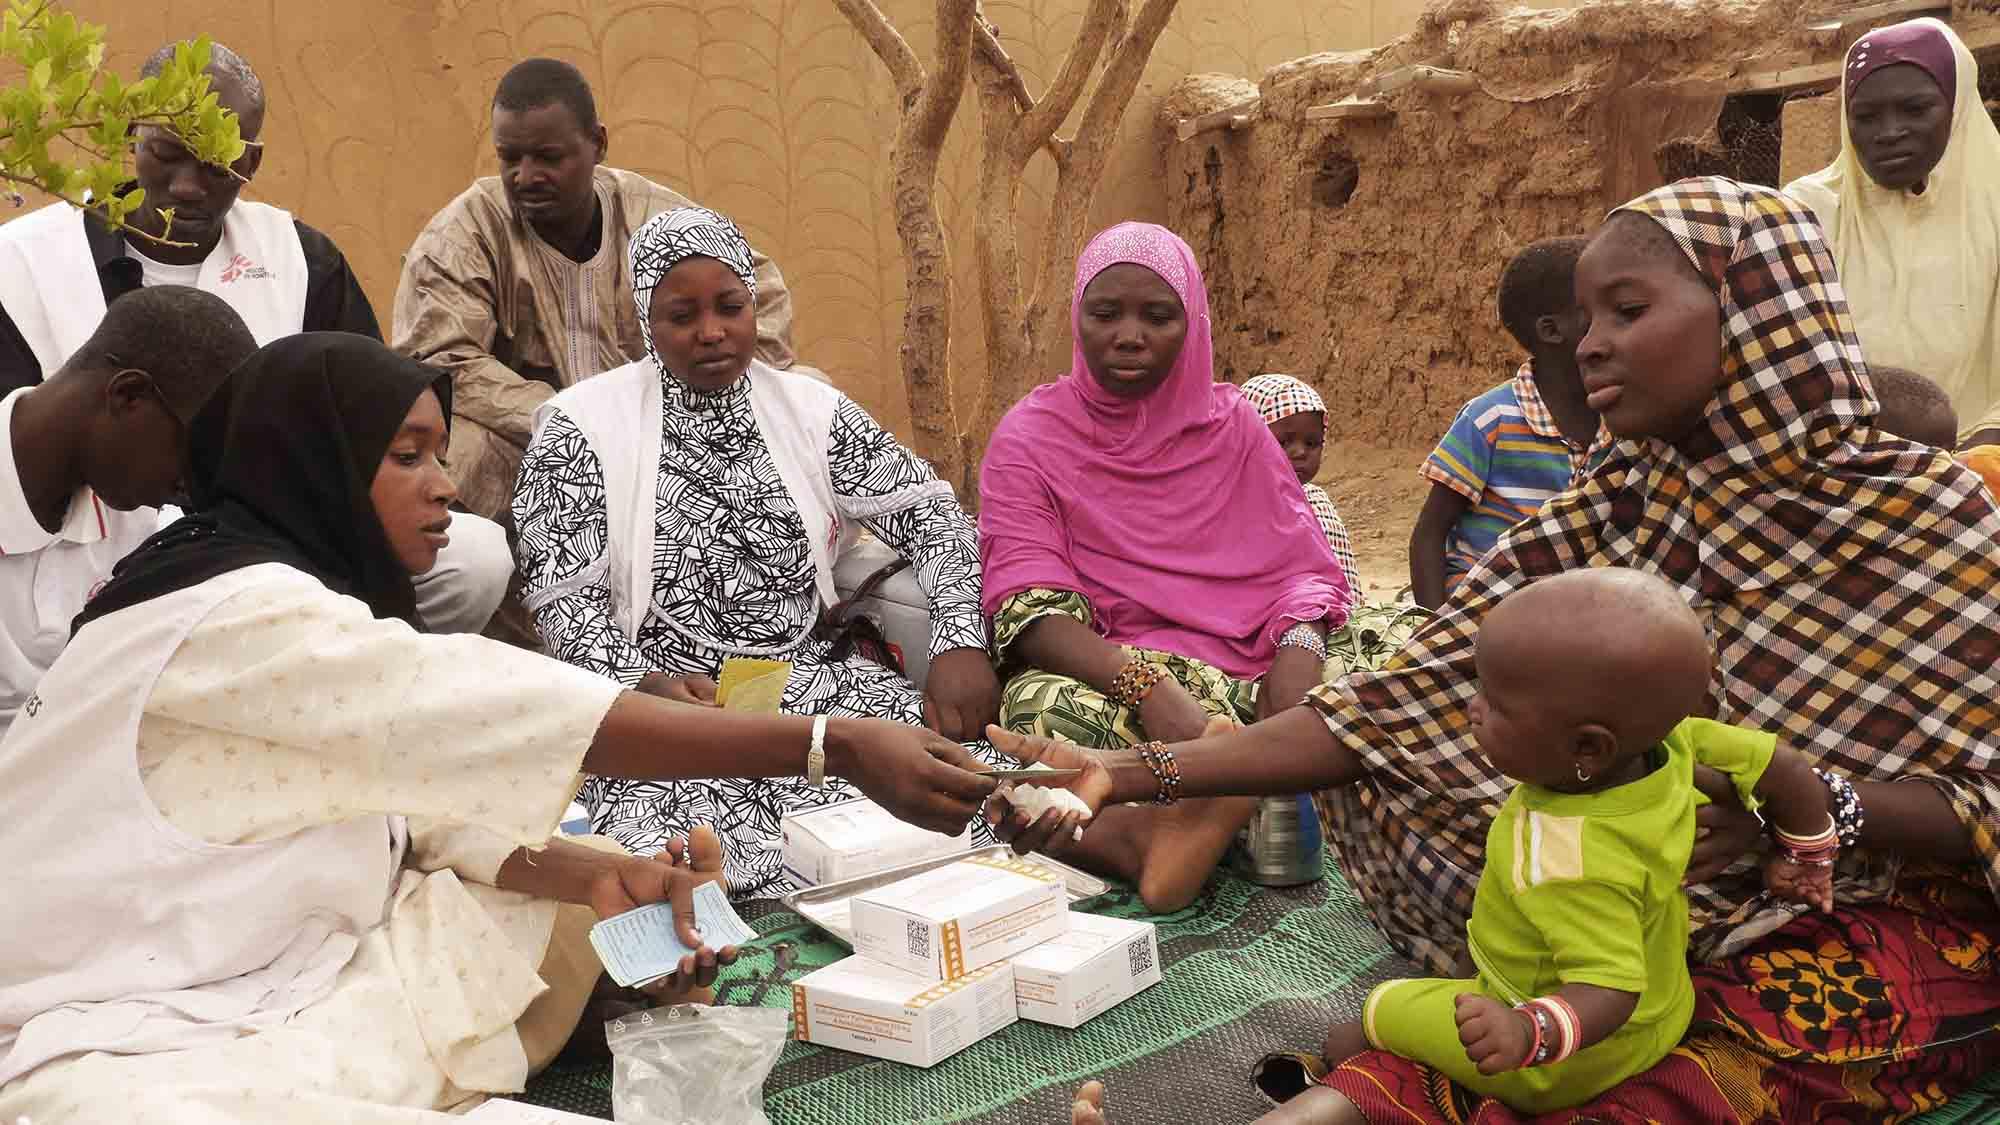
[590, 880, 758, 988]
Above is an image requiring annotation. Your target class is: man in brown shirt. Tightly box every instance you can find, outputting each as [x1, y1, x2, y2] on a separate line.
[393, 58, 806, 526]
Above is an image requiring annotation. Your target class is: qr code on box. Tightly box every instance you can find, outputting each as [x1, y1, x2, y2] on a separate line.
[1127, 936, 1154, 977]
[907, 919, 931, 959]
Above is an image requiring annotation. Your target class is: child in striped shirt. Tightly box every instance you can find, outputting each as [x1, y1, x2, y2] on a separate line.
[1409, 238, 1600, 609]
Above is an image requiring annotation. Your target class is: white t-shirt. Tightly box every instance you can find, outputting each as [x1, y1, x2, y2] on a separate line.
[0, 388, 157, 733]
[128, 242, 205, 289]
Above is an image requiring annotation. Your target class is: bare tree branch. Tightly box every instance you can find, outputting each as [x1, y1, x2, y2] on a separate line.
[837, 0, 1181, 491]
[971, 13, 1034, 114]
[1007, 0, 1121, 168]
[1070, 0, 1177, 181]
[965, 0, 1119, 494]
[831, 0, 925, 104]
[970, 14, 1073, 166]
[967, 44, 1031, 488]
[911, 0, 978, 150]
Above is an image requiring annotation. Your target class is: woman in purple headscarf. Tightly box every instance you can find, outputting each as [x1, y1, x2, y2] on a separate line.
[977, 222, 1352, 910]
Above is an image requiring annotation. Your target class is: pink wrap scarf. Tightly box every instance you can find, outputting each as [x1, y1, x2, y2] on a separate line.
[977, 222, 1350, 680]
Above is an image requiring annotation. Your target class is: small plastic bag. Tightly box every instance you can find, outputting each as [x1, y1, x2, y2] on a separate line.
[606, 1004, 789, 1125]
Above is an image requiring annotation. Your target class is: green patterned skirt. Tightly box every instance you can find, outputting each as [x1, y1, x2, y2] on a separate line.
[995, 597, 1429, 749]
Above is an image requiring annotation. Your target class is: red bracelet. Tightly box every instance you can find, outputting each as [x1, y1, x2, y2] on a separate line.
[1775, 818, 1840, 868]
[1540, 996, 1581, 1065]
[1514, 996, 1580, 1068]
[1515, 1003, 1546, 1068]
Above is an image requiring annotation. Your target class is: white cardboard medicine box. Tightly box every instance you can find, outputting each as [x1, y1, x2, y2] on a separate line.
[849, 853, 1067, 981]
[1009, 911, 1161, 1028]
[781, 797, 971, 888]
[790, 954, 1017, 1067]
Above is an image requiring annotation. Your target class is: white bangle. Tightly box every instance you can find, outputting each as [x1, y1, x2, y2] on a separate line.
[806, 715, 828, 789]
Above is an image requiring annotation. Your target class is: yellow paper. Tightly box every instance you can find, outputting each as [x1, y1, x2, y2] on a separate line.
[717, 658, 793, 712]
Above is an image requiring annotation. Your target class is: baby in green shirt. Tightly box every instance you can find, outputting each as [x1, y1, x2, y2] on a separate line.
[1311, 567, 1838, 1117]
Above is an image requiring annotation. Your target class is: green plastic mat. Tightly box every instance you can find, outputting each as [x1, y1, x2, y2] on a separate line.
[517, 861, 2000, 1124]
[1922, 1071, 2000, 1125]
[518, 864, 1410, 1123]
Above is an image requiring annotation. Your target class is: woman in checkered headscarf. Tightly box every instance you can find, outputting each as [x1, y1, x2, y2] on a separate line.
[1301, 175, 2000, 1122]
[1009, 180, 2000, 1121]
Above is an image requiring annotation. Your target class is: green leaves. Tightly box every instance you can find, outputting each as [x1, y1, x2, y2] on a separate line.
[0, 5, 245, 242]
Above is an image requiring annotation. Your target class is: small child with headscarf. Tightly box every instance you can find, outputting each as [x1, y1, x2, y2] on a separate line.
[1241, 373, 1360, 597]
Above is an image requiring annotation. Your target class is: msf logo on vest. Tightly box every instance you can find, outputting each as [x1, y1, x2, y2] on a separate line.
[219, 253, 274, 284]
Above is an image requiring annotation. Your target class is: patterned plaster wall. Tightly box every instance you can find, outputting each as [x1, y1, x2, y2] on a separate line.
[14, 0, 1566, 435]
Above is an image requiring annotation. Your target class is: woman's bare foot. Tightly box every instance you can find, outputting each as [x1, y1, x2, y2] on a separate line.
[1131, 718, 1258, 911]
[1133, 796, 1260, 911]
[1071, 1079, 1106, 1123]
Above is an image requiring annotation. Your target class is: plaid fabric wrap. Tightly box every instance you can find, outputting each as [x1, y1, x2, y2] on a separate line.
[1241, 373, 1327, 430]
[1307, 177, 2000, 974]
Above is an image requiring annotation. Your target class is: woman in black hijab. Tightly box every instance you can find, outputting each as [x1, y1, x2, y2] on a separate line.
[0, 334, 996, 1120]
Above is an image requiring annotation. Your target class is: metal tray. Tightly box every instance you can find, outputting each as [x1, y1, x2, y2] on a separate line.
[779, 844, 1110, 948]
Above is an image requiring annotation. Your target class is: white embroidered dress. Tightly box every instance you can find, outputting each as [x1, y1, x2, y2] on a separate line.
[0, 564, 621, 1123]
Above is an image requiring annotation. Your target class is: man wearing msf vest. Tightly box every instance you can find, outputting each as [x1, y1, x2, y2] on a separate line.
[0, 41, 511, 636]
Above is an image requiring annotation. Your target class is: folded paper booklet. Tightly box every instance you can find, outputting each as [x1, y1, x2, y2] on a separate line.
[717, 657, 792, 712]
[588, 881, 759, 988]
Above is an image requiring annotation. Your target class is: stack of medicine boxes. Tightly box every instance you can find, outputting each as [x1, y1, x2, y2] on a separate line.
[782, 798, 1162, 1066]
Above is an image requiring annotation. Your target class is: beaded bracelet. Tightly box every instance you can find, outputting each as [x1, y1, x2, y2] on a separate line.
[1109, 659, 1167, 709]
[1277, 622, 1329, 661]
[1134, 741, 1182, 805]
[1812, 767, 1865, 848]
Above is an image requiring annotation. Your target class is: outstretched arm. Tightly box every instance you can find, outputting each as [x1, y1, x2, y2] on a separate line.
[991, 706, 1366, 807]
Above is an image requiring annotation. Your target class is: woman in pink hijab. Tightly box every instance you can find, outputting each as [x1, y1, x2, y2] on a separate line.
[978, 222, 1351, 910]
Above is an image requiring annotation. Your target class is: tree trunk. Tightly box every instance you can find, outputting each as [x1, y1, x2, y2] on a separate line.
[833, 0, 978, 490]
[838, 0, 1183, 502]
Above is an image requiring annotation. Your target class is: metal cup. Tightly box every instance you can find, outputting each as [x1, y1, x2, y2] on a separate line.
[1230, 792, 1324, 887]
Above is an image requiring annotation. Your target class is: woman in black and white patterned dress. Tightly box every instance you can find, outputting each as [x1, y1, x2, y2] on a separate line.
[514, 207, 1001, 898]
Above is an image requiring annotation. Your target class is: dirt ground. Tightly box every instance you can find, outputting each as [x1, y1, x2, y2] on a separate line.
[1317, 441, 1433, 603]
